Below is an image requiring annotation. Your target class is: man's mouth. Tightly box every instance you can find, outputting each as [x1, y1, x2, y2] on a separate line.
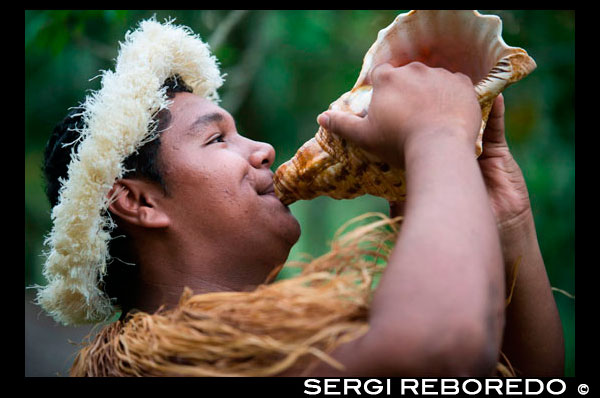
[258, 183, 276, 196]
[257, 181, 289, 209]
[255, 174, 288, 208]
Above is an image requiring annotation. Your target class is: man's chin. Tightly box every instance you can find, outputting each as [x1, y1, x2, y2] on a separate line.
[256, 194, 301, 246]
[282, 213, 301, 247]
[272, 208, 301, 248]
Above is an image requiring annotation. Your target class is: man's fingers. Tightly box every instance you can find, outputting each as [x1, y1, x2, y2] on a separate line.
[318, 110, 370, 148]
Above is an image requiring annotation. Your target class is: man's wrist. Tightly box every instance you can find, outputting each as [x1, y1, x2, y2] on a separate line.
[403, 126, 476, 166]
[497, 208, 542, 269]
[497, 207, 536, 242]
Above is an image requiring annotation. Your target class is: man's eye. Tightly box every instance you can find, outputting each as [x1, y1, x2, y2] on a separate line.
[208, 134, 225, 144]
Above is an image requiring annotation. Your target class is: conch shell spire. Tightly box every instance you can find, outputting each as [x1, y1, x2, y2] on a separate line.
[274, 10, 536, 205]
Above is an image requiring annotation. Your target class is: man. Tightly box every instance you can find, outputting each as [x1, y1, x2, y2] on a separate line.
[37, 18, 563, 377]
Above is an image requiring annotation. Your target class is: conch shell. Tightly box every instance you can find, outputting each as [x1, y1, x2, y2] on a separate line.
[274, 10, 536, 205]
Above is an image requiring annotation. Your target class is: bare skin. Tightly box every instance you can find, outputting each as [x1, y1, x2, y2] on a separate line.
[108, 61, 563, 376]
[477, 95, 564, 376]
[311, 63, 563, 376]
[307, 62, 505, 376]
[108, 95, 301, 313]
[385, 95, 564, 376]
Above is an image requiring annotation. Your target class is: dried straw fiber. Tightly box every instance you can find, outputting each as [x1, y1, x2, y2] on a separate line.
[69, 213, 515, 377]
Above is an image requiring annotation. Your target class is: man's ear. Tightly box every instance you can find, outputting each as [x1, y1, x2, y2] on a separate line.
[107, 179, 170, 228]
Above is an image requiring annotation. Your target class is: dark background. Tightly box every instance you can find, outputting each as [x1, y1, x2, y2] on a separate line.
[25, 10, 575, 376]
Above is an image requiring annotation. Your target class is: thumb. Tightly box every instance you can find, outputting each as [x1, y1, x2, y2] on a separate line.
[482, 94, 507, 147]
[318, 110, 370, 148]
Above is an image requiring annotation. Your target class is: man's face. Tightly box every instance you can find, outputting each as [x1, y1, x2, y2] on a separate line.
[156, 92, 301, 269]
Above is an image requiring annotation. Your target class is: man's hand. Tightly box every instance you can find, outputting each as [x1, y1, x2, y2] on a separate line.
[309, 61, 506, 377]
[384, 93, 536, 239]
[478, 94, 532, 231]
[477, 95, 565, 376]
[317, 62, 482, 169]
[389, 95, 533, 228]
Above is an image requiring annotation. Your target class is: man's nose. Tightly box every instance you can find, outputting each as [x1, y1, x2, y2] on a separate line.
[248, 139, 276, 169]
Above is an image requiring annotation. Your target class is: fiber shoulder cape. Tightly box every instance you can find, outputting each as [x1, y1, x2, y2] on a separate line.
[69, 214, 516, 377]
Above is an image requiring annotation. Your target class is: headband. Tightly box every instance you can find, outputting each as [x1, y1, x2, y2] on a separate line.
[35, 17, 224, 326]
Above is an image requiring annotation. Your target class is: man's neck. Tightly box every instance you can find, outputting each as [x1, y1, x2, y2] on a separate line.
[129, 275, 263, 314]
[121, 228, 281, 315]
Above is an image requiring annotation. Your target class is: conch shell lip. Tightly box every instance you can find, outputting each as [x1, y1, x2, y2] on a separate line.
[355, 10, 536, 90]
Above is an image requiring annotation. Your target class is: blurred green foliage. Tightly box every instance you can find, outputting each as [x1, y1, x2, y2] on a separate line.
[25, 10, 575, 375]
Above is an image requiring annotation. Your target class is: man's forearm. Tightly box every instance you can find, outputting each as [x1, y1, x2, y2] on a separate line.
[499, 210, 565, 376]
[368, 132, 505, 375]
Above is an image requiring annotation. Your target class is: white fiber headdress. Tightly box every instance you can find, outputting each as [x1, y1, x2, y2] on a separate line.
[35, 17, 225, 326]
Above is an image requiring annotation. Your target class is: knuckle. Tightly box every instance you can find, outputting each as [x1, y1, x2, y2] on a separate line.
[370, 63, 392, 83]
[408, 61, 426, 69]
[455, 71, 473, 85]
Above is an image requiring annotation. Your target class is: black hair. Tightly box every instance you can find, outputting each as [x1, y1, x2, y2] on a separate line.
[42, 75, 193, 314]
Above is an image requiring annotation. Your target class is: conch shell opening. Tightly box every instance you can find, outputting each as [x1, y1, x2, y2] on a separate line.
[274, 10, 536, 206]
